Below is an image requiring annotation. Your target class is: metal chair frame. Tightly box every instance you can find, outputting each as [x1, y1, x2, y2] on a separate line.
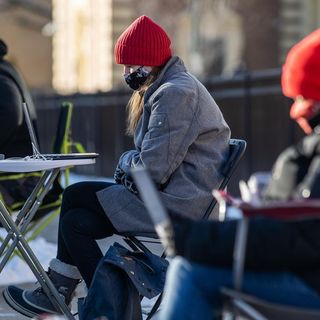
[218, 193, 320, 320]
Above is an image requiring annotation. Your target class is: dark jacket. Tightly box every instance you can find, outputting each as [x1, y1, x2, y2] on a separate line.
[264, 133, 320, 200]
[174, 217, 320, 293]
[0, 57, 56, 218]
[0, 58, 37, 157]
[97, 56, 230, 235]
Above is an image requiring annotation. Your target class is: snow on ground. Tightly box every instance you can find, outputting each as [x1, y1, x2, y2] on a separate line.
[0, 173, 112, 286]
[0, 230, 56, 285]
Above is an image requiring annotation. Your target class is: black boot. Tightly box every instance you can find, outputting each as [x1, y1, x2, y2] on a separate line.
[3, 269, 80, 318]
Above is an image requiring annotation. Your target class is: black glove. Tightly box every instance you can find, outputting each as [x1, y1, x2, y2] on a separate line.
[121, 173, 139, 195]
[114, 165, 125, 184]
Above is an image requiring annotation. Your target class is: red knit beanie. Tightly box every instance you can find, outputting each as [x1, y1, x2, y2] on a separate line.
[114, 15, 172, 66]
[282, 29, 320, 100]
[281, 29, 320, 133]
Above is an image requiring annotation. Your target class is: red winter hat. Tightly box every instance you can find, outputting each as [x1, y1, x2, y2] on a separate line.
[281, 29, 320, 133]
[282, 29, 320, 100]
[114, 15, 172, 66]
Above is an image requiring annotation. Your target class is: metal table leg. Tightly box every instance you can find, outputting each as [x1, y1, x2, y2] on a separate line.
[0, 169, 75, 319]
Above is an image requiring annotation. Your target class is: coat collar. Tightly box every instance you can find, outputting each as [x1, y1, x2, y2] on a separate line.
[144, 56, 187, 102]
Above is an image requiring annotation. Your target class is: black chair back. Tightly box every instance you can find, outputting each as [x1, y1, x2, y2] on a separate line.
[202, 138, 247, 220]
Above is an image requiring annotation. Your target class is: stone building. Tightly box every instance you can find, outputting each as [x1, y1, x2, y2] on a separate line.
[0, 0, 319, 93]
[0, 0, 52, 90]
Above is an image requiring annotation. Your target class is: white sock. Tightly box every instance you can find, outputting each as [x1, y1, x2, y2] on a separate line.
[49, 258, 82, 280]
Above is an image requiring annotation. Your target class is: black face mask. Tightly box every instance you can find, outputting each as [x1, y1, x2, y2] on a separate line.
[124, 67, 150, 90]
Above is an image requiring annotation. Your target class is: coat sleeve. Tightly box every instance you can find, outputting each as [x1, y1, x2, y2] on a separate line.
[173, 217, 320, 270]
[118, 86, 199, 185]
[264, 136, 320, 200]
[0, 76, 22, 148]
[294, 137, 320, 198]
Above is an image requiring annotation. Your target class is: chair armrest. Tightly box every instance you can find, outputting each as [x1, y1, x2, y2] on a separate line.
[221, 287, 320, 320]
[221, 287, 268, 320]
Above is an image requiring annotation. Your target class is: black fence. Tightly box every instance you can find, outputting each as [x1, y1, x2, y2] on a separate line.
[33, 68, 303, 195]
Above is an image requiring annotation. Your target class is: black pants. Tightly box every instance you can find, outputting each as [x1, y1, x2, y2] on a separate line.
[56, 181, 117, 287]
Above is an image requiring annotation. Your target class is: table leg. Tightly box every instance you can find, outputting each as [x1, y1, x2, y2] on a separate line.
[0, 168, 75, 319]
[15, 171, 52, 226]
[0, 170, 59, 269]
[0, 171, 51, 259]
[0, 197, 75, 319]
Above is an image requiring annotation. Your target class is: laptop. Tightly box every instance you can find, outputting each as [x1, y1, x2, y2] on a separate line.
[22, 102, 98, 160]
[130, 166, 176, 256]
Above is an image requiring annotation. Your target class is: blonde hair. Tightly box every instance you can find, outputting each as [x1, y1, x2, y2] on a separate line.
[126, 67, 161, 135]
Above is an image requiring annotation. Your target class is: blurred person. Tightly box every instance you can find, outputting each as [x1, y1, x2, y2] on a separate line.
[161, 215, 320, 320]
[159, 29, 320, 320]
[0, 40, 62, 221]
[3, 15, 230, 317]
[263, 29, 320, 201]
[0, 39, 41, 215]
[0, 38, 38, 157]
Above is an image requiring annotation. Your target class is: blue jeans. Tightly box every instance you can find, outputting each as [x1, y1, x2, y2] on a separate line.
[160, 257, 320, 320]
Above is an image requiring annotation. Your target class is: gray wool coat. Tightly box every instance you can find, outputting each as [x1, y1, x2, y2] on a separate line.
[97, 56, 231, 236]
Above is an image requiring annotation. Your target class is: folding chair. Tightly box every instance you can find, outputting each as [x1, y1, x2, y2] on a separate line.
[125, 138, 247, 319]
[216, 193, 320, 320]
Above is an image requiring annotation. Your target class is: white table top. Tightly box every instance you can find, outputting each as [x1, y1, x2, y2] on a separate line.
[0, 158, 96, 173]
